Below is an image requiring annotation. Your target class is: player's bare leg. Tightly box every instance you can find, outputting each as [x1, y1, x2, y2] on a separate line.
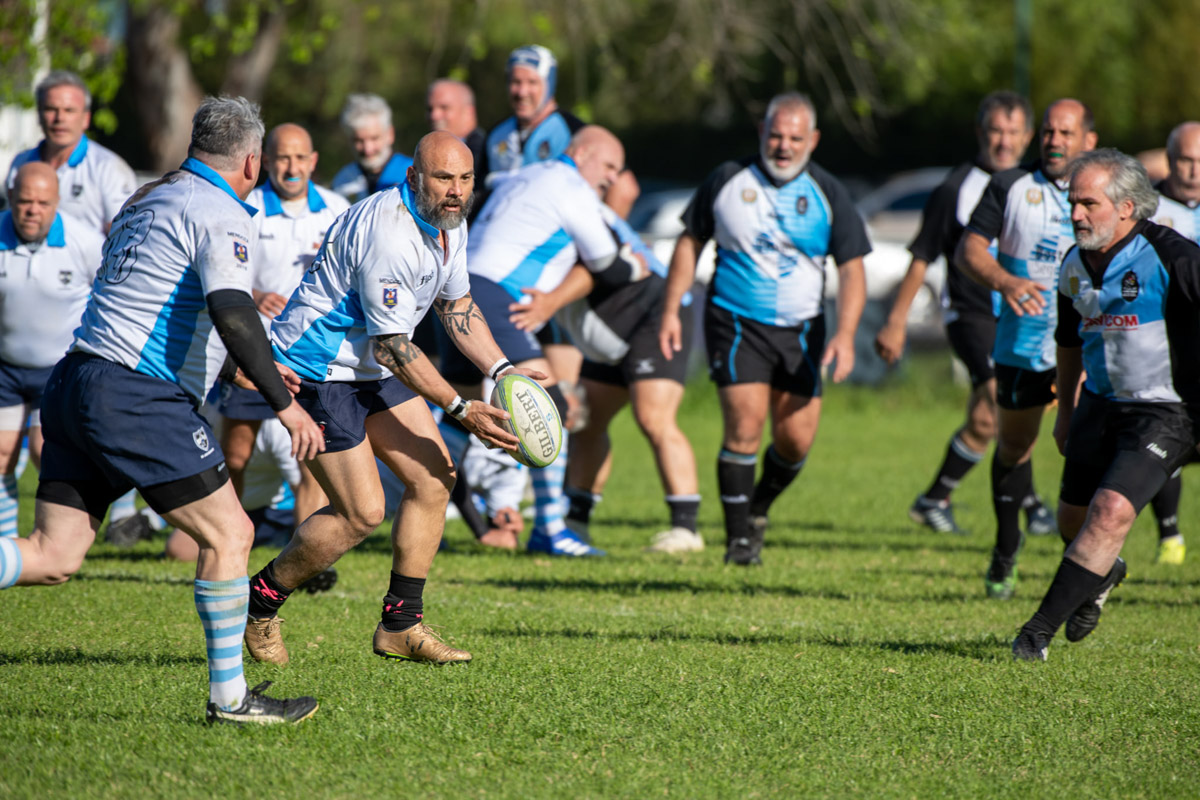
[9, 500, 99, 584]
[0, 423, 26, 538]
[220, 418, 262, 498]
[631, 378, 702, 552]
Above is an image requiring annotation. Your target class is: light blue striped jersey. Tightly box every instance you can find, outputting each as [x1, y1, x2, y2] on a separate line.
[484, 110, 583, 189]
[330, 152, 413, 204]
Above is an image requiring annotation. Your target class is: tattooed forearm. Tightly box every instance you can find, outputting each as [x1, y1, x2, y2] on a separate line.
[434, 295, 487, 339]
[373, 333, 424, 374]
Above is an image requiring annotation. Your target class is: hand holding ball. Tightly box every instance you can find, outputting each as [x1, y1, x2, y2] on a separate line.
[489, 374, 563, 468]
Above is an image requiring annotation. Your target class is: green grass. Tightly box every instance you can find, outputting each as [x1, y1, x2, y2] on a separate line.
[2, 353, 1198, 799]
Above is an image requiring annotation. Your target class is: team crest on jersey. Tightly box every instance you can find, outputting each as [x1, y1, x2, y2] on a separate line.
[538, 141, 551, 159]
[233, 241, 248, 263]
[58, 271, 72, 286]
[1026, 188, 1043, 205]
[497, 141, 509, 155]
[192, 427, 209, 452]
[1159, 216, 1174, 229]
[71, 184, 83, 198]
[796, 196, 808, 215]
[742, 188, 757, 203]
[383, 287, 398, 307]
[1121, 271, 1139, 301]
[1069, 276, 1080, 296]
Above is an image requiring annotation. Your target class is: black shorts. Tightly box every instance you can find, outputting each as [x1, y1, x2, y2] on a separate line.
[295, 376, 417, 453]
[704, 300, 825, 396]
[1060, 389, 1197, 511]
[580, 299, 694, 388]
[944, 314, 996, 388]
[994, 363, 1056, 410]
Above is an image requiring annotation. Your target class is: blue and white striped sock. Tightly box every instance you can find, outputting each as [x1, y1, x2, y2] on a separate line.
[110, 490, 137, 521]
[0, 473, 17, 538]
[0, 535, 21, 588]
[532, 430, 568, 535]
[194, 576, 249, 711]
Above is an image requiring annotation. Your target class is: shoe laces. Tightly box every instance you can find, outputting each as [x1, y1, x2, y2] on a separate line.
[245, 681, 289, 713]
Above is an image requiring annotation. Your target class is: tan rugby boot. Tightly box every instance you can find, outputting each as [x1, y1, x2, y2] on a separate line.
[244, 616, 289, 665]
[372, 622, 472, 665]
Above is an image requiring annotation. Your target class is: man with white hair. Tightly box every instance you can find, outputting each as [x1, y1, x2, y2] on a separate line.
[6, 70, 136, 234]
[659, 92, 870, 566]
[1013, 149, 1200, 660]
[0, 163, 103, 539]
[331, 93, 413, 203]
[0, 96, 325, 724]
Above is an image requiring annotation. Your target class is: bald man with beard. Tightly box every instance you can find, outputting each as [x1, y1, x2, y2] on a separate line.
[245, 131, 543, 666]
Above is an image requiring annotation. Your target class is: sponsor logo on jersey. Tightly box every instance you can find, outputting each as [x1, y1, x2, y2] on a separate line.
[796, 196, 808, 215]
[1121, 270, 1139, 300]
[1030, 236, 1060, 263]
[497, 141, 509, 155]
[258, 233, 276, 240]
[742, 188, 757, 203]
[383, 287, 398, 307]
[58, 270, 72, 285]
[1069, 276, 1080, 296]
[1026, 188, 1043, 205]
[233, 241, 248, 263]
[1146, 442, 1168, 459]
[1082, 313, 1139, 331]
[71, 184, 83, 198]
[418, 271, 434, 287]
[537, 141, 551, 160]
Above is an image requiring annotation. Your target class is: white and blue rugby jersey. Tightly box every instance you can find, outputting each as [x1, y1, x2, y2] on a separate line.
[330, 152, 413, 204]
[1150, 181, 1200, 243]
[271, 180, 469, 382]
[682, 156, 871, 327]
[468, 155, 617, 301]
[0, 211, 102, 367]
[72, 158, 258, 404]
[246, 179, 349, 322]
[484, 110, 583, 189]
[7, 136, 137, 234]
[1057, 221, 1200, 403]
[967, 163, 1074, 372]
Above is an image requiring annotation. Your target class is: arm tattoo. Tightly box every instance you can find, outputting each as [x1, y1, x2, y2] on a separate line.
[434, 295, 487, 340]
[373, 333, 424, 374]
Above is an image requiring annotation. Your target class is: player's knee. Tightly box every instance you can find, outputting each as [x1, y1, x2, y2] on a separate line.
[1088, 489, 1137, 534]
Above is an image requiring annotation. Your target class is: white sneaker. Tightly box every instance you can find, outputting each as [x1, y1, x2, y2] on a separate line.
[645, 527, 705, 553]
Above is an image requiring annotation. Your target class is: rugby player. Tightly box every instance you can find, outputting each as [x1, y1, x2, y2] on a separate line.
[245, 131, 538, 666]
[659, 92, 870, 566]
[1013, 149, 1200, 660]
[331, 93, 414, 203]
[0, 97, 325, 724]
[876, 91, 1055, 537]
[955, 98, 1095, 598]
[0, 163, 102, 539]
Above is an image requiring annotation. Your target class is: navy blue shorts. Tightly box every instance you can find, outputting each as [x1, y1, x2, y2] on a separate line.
[216, 380, 275, 420]
[295, 376, 417, 453]
[0, 360, 54, 408]
[39, 353, 229, 514]
[438, 275, 544, 384]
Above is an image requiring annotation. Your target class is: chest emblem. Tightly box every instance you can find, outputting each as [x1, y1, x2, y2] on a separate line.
[383, 287, 398, 307]
[1026, 188, 1043, 205]
[233, 241, 249, 263]
[537, 141, 551, 160]
[741, 188, 757, 203]
[796, 196, 808, 215]
[1121, 271, 1139, 301]
[58, 270, 72, 286]
[72, 184, 83, 198]
[496, 141, 509, 156]
[1069, 276, 1080, 296]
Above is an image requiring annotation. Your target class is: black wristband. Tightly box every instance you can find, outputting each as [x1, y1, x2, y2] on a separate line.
[488, 359, 514, 381]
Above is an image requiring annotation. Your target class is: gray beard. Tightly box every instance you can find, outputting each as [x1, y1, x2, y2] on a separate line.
[417, 188, 474, 230]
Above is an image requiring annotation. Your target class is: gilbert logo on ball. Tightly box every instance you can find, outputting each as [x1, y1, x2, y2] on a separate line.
[490, 374, 563, 468]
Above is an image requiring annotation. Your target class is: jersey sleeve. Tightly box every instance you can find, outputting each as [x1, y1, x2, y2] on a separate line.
[680, 160, 745, 243]
[908, 178, 960, 262]
[564, 187, 619, 270]
[966, 168, 1022, 241]
[1055, 276, 1083, 348]
[811, 164, 872, 265]
[354, 225, 422, 337]
[193, 201, 256, 295]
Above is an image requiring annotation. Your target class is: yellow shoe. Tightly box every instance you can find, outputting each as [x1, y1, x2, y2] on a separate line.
[1156, 537, 1186, 565]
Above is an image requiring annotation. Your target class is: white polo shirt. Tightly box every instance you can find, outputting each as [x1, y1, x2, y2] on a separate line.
[0, 211, 102, 367]
[271, 180, 470, 382]
[7, 136, 137, 234]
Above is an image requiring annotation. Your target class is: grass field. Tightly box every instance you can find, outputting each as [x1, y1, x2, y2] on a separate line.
[2, 353, 1198, 799]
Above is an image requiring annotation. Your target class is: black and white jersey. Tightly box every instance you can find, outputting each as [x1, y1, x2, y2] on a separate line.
[1057, 220, 1200, 403]
[908, 159, 998, 320]
[1151, 180, 1200, 243]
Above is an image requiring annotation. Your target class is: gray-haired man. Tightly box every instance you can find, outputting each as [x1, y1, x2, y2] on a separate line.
[331, 93, 414, 203]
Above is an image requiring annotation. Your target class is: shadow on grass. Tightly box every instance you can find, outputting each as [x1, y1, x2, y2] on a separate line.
[84, 550, 169, 562]
[0, 647, 205, 667]
[819, 632, 1010, 661]
[464, 575, 855, 600]
[74, 571, 194, 586]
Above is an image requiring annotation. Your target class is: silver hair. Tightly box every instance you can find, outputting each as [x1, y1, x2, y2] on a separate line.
[35, 70, 92, 111]
[188, 96, 264, 171]
[1166, 121, 1200, 161]
[1069, 148, 1159, 221]
[340, 93, 392, 133]
[764, 92, 817, 131]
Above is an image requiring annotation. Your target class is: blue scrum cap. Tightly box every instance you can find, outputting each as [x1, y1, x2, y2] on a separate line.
[507, 44, 557, 100]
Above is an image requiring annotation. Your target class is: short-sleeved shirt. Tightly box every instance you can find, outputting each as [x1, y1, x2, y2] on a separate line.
[1150, 181, 1200, 243]
[484, 109, 584, 189]
[681, 156, 871, 327]
[966, 163, 1074, 372]
[71, 158, 258, 404]
[908, 159, 1000, 319]
[271, 180, 469, 382]
[0, 211, 102, 367]
[330, 152, 414, 204]
[467, 155, 618, 300]
[246, 179, 349, 326]
[1057, 220, 1200, 403]
[7, 136, 137, 234]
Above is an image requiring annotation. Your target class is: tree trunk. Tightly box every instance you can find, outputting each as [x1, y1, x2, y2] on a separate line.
[220, 9, 287, 102]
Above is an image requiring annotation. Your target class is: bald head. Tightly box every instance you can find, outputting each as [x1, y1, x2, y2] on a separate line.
[1040, 98, 1096, 180]
[427, 79, 477, 139]
[266, 123, 313, 156]
[566, 126, 625, 197]
[264, 122, 318, 202]
[409, 131, 475, 230]
[1166, 121, 1200, 203]
[11, 162, 59, 242]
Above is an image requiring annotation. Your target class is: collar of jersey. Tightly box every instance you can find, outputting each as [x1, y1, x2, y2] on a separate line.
[556, 153, 577, 170]
[260, 178, 327, 216]
[180, 157, 258, 217]
[36, 135, 88, 168]
[400, 180, 440, 239]
[0, 212, 65, 251]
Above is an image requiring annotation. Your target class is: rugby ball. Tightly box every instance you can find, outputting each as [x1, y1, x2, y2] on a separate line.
[490, 374, 563, 468]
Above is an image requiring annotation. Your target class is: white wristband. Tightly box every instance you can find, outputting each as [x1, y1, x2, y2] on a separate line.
[445, 395, 469, 421]
[488, 358, 514, 381]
